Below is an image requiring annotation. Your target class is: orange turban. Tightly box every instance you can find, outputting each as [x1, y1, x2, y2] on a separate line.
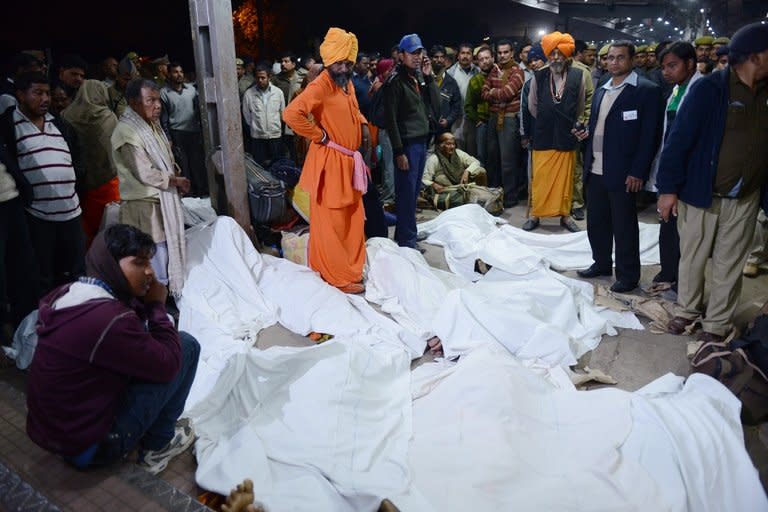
[320, 27, 359, 65]
[541, 31, 575, 58]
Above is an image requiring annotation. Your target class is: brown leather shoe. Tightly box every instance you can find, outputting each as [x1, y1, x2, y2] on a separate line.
[696, 331, 725, 344]
[667, 316, 696, 335]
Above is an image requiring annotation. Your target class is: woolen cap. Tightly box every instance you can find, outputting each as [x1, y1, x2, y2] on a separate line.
[729, 23, 768, 55]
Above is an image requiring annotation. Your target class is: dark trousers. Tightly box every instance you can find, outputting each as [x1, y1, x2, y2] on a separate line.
[26, 214, 85, 295]
[394, 142, 427, 248]
[0, 197, 39, 327]
[586, 174, 640, 284]
[170, 129, 208, 197]
[283, 134, 297, 164]
[93, 332, 200, 463]
[658, 215, 680, 282]
[249, 138, 283, 167]
[486, 114, 521, 206]
[363, 177, 388, 239]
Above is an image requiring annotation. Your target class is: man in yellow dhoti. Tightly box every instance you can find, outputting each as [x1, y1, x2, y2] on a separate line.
[524, 31, 587, 233]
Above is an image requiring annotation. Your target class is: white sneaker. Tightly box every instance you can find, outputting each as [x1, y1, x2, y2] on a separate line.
[138, 423, 195, 475]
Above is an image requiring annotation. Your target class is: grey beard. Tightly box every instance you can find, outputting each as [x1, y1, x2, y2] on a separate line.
[550, 62, 565, 74]
[330, 69, 352, 88]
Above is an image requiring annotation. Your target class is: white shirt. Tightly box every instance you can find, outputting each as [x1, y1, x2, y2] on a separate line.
[14, 108, 81, 221]
[591, 72, 638, 175]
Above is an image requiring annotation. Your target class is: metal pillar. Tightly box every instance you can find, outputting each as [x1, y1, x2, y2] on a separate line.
[188, 0, 253, 241]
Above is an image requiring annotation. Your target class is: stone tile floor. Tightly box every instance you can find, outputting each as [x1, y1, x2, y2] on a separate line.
[1, 202, 767, 510]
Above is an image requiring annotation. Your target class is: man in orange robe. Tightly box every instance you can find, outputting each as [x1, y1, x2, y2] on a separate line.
[284, 27, 371, 294]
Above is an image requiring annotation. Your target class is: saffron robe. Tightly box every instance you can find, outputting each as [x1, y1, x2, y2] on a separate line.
[283, 71, 368, 287]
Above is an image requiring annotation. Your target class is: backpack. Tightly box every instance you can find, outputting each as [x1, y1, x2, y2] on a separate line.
[691, 322, 768, 425]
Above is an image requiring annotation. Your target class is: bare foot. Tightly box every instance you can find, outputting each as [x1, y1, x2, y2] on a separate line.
[426, 336, 443, 355]
[221, 479, 261, 512]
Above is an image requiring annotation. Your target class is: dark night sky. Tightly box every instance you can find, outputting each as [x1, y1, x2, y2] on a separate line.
[1, 0, 630, 72]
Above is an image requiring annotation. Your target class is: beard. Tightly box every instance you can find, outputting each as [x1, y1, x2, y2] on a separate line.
[329, 68, 352, 88]
[433, 62, 444, 73]
[550, 61, 566, 74]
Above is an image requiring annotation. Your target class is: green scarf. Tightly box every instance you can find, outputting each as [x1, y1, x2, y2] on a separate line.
[434, 150, 465, 186]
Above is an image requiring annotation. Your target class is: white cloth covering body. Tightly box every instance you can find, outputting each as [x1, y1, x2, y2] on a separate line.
[178, 216, 765, 512]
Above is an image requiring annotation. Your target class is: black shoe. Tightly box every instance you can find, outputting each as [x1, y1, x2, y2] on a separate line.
[610, 280, 638, 293]
[652, 271, 675, 283]
[577, 265, 612, 278]
[571, 207, 585, 221]
[560, 217, 581, 233]
[522, 218, 540, 231]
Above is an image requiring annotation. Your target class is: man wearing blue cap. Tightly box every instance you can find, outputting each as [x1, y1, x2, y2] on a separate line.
[657, 22, 768, 344]
[384, 33, 441, 248]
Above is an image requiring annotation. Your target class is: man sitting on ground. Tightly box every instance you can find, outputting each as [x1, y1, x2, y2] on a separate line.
[422, 132, 501, 213]
[26, 224, 200, 474]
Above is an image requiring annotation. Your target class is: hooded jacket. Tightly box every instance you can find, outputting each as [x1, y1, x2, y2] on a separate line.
[26, 283, 181, 456]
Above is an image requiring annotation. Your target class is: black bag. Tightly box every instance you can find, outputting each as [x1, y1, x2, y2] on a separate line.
[248, 181, 286, 225]
[245, 153, 287, 225]
[691, 335, 768, 425]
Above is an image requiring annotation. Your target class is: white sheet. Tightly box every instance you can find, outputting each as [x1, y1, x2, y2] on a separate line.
[365, 237, 641, 365]
[398, 345, 768, 512]
[187, 339, 414, 511]
[179, 217, 766, 512]
[417, 204, 661, 277]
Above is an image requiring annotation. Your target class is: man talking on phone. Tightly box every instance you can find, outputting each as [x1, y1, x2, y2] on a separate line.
[26, 224, 200, 475]
[384, 33, 441, 249]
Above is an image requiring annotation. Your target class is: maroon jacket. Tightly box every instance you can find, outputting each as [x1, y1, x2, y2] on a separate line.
[26, 284, 181, 456]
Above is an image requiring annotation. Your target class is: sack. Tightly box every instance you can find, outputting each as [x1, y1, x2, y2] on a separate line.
[466, 185, 504, 215]
[735, 314, 768, 375]
[433, 188, 468, 210]
[691, 338, 768, 424]
[281, 229, 309, 266]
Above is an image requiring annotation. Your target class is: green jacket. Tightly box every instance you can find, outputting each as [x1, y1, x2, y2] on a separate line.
[464, 72, 490, 123]
[383, 66, 441, 155]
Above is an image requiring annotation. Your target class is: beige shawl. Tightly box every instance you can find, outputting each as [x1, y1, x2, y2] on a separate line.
[114, 106, 186, 297]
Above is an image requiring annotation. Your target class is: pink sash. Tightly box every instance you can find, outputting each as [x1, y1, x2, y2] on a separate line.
[326, 140, 370, 194]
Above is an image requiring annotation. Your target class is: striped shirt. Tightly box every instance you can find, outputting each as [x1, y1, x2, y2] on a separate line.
[14, 108, 81, 221]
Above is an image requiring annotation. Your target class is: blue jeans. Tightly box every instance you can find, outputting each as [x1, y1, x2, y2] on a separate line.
[475, 122, 488, 166]
[486, 114, 521, 206]
[95, 332, 201, 462]
[394, 142, 427, 248]
[378, 130, 395, 203]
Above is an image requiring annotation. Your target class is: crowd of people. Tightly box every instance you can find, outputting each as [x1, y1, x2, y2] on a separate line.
[0, 18, 765, 479]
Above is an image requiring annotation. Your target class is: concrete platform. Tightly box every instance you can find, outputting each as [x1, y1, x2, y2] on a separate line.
[1, 201, 767, 510]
